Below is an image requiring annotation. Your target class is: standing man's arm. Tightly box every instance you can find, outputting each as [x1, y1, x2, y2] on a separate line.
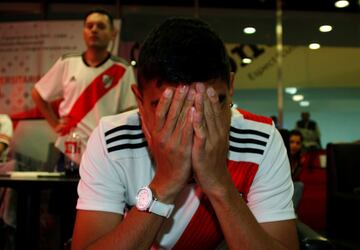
[31, 88, 59, 130]
[31, 88, 71, 136]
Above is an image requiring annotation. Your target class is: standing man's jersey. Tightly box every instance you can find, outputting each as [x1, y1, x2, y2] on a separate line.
[34, 53, 137, 152]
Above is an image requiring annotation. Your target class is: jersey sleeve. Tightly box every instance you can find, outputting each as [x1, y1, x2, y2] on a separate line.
[34, 57, 65, 101]
[117, 65, 137, 113]
[247, 127, 296, 223]
[76, 122, 127, 214]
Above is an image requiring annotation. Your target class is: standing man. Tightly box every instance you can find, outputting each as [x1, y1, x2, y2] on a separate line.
[32, 9, 136, 166]
[72, 17, 298, 249]
[295, 112, 321, 151]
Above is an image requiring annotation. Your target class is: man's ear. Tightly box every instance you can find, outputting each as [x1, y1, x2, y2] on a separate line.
[131, 84, 144, 108]
[229, 72, 235, 96]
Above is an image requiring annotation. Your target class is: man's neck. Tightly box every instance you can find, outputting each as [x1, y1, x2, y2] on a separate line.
[84, 49, 110, 67]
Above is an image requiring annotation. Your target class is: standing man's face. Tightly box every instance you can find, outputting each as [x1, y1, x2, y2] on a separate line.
[83, 13, 115, 50]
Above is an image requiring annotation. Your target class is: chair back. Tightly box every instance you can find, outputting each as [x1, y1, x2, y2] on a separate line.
[326, 143, 360, 194]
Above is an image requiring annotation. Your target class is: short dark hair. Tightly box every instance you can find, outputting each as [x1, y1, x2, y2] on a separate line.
[84, 9, 114, 30]
[289, 130, 303, 142]
[137, 17, 231, 90]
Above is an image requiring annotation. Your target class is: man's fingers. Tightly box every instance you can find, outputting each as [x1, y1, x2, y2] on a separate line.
[206, 87, 223, 131]
[173, 88, 196, 144]
[163, 85, 189, 133]
[155, 87, 174, 131]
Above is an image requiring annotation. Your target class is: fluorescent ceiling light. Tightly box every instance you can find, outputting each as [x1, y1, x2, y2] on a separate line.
[243, 27, 256, 34]
[285, 87, 297, 95]
[292, 95, 304, 102]
[242, 58, 252, 64]
[335, 0, 349, 8]
[319, 25, 332, 32]
[309, 43, 321, 50]
[300, 101, 310, 107]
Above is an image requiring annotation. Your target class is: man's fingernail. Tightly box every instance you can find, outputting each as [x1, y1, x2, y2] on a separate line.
[207, 87, 216, 97]
[196, 82, 205, 93]
[187, 89, 195, 100]
[180, 85, 188, 94]
[163, 88, 173, 98]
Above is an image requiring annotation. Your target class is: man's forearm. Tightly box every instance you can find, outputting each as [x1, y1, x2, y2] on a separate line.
[87, 208, 165, 250]
[206, 176, 296, 250]
[31, 88, 59, 129]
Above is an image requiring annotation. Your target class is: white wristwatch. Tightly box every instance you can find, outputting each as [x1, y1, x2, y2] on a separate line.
[135, 186, 175, 218]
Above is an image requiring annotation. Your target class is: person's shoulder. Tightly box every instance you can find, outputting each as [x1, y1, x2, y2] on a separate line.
[60, 52, 82, 61]
[0, 114, 12, 124]
[110, 55, 130, 66]
[232, 108, 274, 130]
[99, 109, 148, 159]
[229, 109, 275, 163]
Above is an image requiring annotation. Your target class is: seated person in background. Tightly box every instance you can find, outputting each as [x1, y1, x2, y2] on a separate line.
[0, 114, 15, 248]
[0, 114, 13, 163]
[289, 130, 308, 209]
[72, 17, 298, 249]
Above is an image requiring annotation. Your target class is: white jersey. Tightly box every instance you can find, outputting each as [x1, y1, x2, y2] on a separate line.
[34, 53, 137, 153]
[0, 114, 13, 162]
[77, 108, 295, 249]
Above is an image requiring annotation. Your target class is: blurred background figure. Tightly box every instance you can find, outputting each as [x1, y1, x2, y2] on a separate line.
[0, 114, 12, 163]
[295, 112, 321, 151]
[288, 130, 308, 210]
[0, 114, 16, 250]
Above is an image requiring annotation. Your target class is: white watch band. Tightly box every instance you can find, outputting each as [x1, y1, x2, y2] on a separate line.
[149, 198, 175, 218]
[136, 186, 175, 218]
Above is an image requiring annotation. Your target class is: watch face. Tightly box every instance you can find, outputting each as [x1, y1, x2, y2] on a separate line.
[136, 188, 152, 211]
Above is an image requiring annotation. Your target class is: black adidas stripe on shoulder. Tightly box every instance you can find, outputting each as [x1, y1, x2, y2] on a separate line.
[229, 136, 267, 146]
[230, 126, 270, 139]
[229, 146, 264, 155]
[105, 124, 142, 136]
[108, 141, 148, 153]
[229, 126, 270, 155]
[104, 124, 147, 153]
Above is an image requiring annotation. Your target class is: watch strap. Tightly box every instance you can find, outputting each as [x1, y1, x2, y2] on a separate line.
[149, 198, 175, 218]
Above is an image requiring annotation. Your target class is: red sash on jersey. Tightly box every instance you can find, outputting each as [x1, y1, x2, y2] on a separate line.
[172, 160, 259, 250]
[67, 64, 126, 127]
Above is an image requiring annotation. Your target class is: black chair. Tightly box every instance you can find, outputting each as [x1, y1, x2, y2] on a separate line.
[297, 220, 335, 250]
[326, 143, 360, 249]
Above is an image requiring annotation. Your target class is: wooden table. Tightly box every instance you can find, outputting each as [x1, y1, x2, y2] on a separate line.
[0, 173, 79, 250]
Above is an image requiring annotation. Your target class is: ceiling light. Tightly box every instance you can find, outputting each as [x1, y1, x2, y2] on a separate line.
[130, 60, 137, 66]
[300, 101, 310, 107]
[243, 27, 256, 34]
[242, 58, 252, 64]
[292, 95, 304, 102]
[319, 25, 332, 32]
[334, 0, 349, 8]
[309, 43, 321, 50]
[285, 87, 297, 95]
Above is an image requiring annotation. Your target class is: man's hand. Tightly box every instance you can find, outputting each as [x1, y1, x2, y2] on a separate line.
[149, 85, 196, 202]
[192, 83, 230, 195]
[54, 116, 73, 136]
